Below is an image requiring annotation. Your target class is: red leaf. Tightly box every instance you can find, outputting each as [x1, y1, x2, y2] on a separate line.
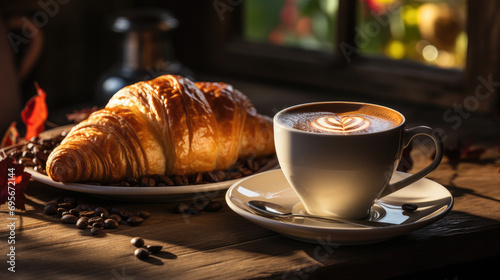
[0, 157, 31, 211]
[21, 82, 48, 140]
[0, 122, 19, 148]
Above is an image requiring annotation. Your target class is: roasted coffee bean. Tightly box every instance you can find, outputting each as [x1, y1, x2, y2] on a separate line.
[140, 176, 150, 187]
[204, 201, 223, 212]
[245, 158, 259, 171]
[92, 221, 104, 228]
[79, 211, 97, 218]
[119, 210, 134, 220]
[76, 217, 89, 229]
[173, 175, 188, 185]
[158, 175, 174, 186]
[135, 210, 150, 219]
[69, 208, 81, 216]
[26, 142, 37, 150]
[30, 136, 40, 143]
[127, 216, 144, 226]
[21, 150, 34, 159]
[104, 219, 119, 229]
[90, 226, 103, 236]
[8, 150, 22, 158]
[134, 248, 150, 260]
[88, 216, 104, 226]
[146, 245, 163, 254]
[109, 214, 123, 224]
[214, 170, 227, 181]
[32, 157, 42, 166]
[46, 199, 61, 207]
[131, 237, 145, 247]
[193, 172, 203, 184]
[61, 211, 71, 217]
[100, 212, 109, 220]
[57, 208, 67, 216]
[44, 204, 57, 215]
[256, 156, 268, 166]
[142, 177, 155, 186]
[61, 214, 78, 224]
[402, 203, 418, 212]
[36, 150, 48, 162]
[148, 177, 156, 186]
[228, 171, 242, 180]
[33, 165, 46, 174]
[127, 177, 139, 186]
[204, 172, 219, 183]
[95, 206, 109, 217]
[241, 167, 252, 176]
[19, 157, 36, 166]
[58, 202, 75, 210]
[120, 181, 131, 187]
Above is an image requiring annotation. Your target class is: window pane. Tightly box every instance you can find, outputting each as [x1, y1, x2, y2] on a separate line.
[244, 0, 338, 51]
[357, 0, 467, 69]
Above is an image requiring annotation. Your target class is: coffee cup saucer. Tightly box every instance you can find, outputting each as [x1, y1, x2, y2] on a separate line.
[225, 169, 453, 245]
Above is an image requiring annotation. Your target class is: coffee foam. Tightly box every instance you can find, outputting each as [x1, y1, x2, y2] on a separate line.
[278, 103, 403, 134]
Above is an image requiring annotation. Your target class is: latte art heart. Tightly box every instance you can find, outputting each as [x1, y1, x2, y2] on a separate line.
[310, 116, 371, 133]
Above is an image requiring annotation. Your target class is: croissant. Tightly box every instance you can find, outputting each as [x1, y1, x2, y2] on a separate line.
[46, 75, 274, 184]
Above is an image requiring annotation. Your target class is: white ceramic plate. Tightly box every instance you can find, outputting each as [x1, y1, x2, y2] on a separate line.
[14, 125, 278, 202]
[226, 169, 453, 245]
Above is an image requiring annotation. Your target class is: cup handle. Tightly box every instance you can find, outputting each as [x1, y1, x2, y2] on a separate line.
[379, 126, 443, 198]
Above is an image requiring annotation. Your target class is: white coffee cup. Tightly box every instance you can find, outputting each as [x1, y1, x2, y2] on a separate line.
[274, 102, 443, 220]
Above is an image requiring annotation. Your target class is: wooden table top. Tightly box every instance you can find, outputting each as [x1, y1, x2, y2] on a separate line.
[1, 144, 500, 280]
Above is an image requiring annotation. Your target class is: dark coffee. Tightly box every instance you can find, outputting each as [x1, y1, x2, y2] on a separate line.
[277, 103, 403, 134]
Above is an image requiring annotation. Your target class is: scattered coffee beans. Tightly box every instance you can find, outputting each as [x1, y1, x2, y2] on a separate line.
[104, 219, 119, 229]
[90, 226, 103, 236]
[135, 210, 151, 219]
[76, 217, 89, 229]
[130, 237, 164, 260]
[79, 211, 97, 218]
[42, 196, 150, 236]
[131, 237, 145, 247]
[95, 206, 109, 217]
[61, 214, 78, 224]
[127, 216, 144, 226]
[109, 214, 123, 224]
[88, 216, 103, 226]
[134, 248, 150, 260]
[146, 245, 163, 254]
[44, 204, 57, 215]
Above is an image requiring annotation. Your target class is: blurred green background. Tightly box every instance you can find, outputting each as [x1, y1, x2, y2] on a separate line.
[245, 0, 467, 69]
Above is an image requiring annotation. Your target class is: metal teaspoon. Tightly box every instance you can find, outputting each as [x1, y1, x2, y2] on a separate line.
[247, 200, 394, 228]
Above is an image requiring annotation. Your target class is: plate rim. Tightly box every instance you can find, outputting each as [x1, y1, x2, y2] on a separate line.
[27, 168, 255, 195]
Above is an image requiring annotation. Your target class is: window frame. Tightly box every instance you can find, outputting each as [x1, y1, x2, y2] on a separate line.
[197, 0, 499, 112]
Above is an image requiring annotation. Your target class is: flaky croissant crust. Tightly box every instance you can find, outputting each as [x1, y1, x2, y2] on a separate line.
[46, 75, 274, 183]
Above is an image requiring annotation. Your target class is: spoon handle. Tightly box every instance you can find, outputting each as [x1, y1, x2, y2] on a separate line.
[287, 214, 392, 227]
